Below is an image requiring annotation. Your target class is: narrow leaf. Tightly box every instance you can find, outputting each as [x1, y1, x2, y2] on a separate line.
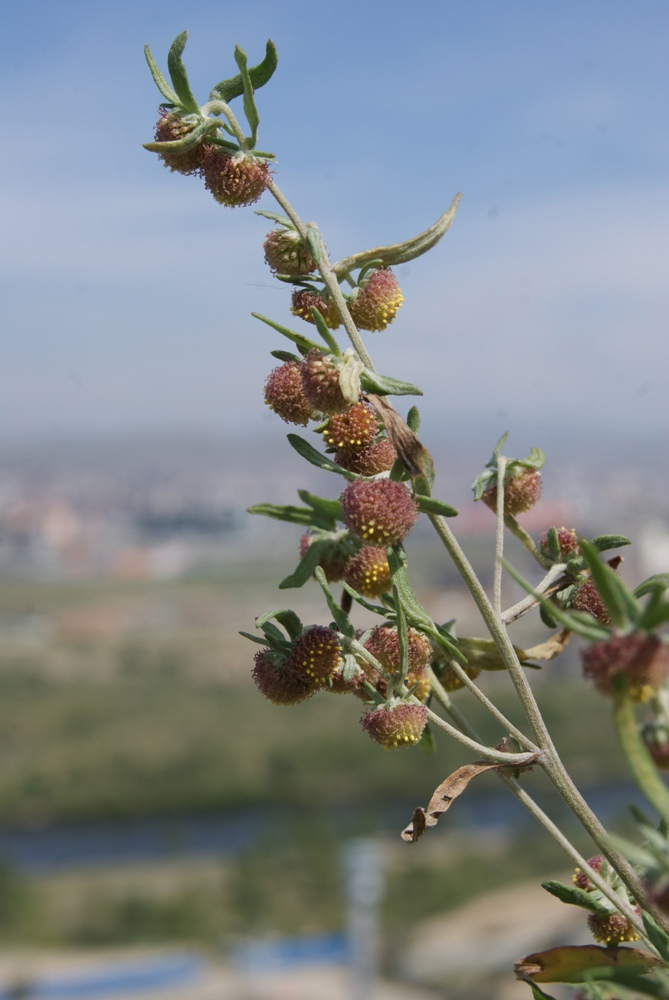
[359, 369, 423, 397]
[234, 45, 260, 146]
[406, 406, 421, 433]
[516, 979, 559, 1000]
[270, 349, 301, 363]
[580, 539, 641, 629]
[503, 559, 610, 642]
[636, 584, 669, 631]
[287, 434, 353, 477]
[239, 631, 270, 646]
[540, 880, 602, 914]
[256, 609, 303, 638]
[297, 490, 343, 521]
[247, 502, 334, 530]
[144, 44, 180, 105]
[306, 227, 323, 266]
[314, 567, 354, 637]
[590, 534, 632, 553]
[209, 39, 278, 103]
[279, 543, 327, 590]
[310, 308, 341, 355]
[414, 494, 458, 517]
[515, 944, 661, 985]
[636, 574, 669, 599]
[252, 312, 321, 352]
[166, 31, 200, 113]
[643, 912, 669, 965]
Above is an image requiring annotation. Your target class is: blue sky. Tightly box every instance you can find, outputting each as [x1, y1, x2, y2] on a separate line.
[2, 0, 667, 456]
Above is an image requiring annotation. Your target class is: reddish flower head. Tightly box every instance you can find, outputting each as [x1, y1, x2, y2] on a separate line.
[291, 290, 341, 330]
[581, 634, 669, 700]
[300, 349, 350, 415]
[573, 855, 606, 892]
[264, 361, 315, 426]
[153, 112, 207, 175]
[263, 230, 316, 276]
[336, 438, 397, 476]
[364, 625, 432, 674]
[361, 702, 428, 749]
[538, 527, 580, 561]
[202, 147, 270, 207]
[341, 478, 418, 546]
[587, 909, 641, 945]
[572, 578, 612, 626]
[348, 269, 404, 332]
[322, 403, 378, 453]
[288, 626, 342, 686]
[344, 546, 392, 598]
[251, 650, 314, 706]
[483, 469, 542, 516]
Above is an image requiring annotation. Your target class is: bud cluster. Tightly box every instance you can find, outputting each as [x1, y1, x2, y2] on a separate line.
[252, 625, 342, 705]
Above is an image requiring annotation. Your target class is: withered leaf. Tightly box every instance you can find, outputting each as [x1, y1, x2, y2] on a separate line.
[522, 628, 572, 662]
[402, 756, 538, 843]
[367, 394, 431, 480]
[515, 944, 661, 984]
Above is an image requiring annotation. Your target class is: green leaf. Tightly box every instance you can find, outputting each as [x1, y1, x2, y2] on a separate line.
[636, 583, 669, 631]
[643, 912, 669, 965]
[539, 603, 558, 629]
[406, 406, 421, 433]
[580, 539, 642, 629]
[279, 542, 328, 590]
[310, 308, 341, 355]
[234, 45, 260, 146]
[414, 494, 458, 517]
[166, 31, 200, 114]
[540, 880, 602, 914]
[254, 209, 292, 227]
[247, 502, 335, 531]
[503, 559, 611, 642]
[590, 534, 632, 553]
[297, 490, 343, 521]
[238, 630, 269, 646]
[636, 574, 669, 599]
[252, 312, 321, 353]
[144, 44, 180, 105]
[359, 369, 423, 397]
[341, 581, 390, 617]
[270, 349, 301, 363]
[306, 227, 323, 266]
[287, 434, 354, 477]
[256, 609, 303, 640]
[314, 567, 354, 637]
[209, 39, 278, 103]
[517, 979, 558, 1000]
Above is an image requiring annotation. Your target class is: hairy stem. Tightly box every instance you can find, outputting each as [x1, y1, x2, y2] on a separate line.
[494, 456, 507, 615]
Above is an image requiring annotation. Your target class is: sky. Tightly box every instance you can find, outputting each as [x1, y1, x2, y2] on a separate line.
[2, 0, 668, 461]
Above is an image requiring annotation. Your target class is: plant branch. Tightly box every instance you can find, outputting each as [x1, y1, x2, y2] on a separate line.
[494, 455, 507, 615]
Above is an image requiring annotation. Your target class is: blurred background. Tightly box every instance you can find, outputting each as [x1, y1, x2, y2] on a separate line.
[1, 0, 668, 997]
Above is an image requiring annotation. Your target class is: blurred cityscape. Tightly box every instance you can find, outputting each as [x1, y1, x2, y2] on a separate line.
[0, 429, 667, 999]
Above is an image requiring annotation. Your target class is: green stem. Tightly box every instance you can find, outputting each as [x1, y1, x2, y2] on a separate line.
[428, 673, 653, 947]
[504, 513, 550, 568]
[494, 456, 507, 615]
[426, 511, 669, 931]
[266, 180, 375, 370]
[614, 692, 669, 824]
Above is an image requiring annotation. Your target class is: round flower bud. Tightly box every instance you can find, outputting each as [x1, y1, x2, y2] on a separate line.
[322, 403, 378, 453]
[291, 290, 341, 330]
[572, 578, 612, 626]
[264, 361, 315, 426]
[573, 855, 606, 892]
[341, 478, 418, 546]
[299, 533, 349, 584]
[482, 469, 542, 516]
[344, 546, 392, 598]
[348, 269, 404, 332]
[153, 112, 207, 175]
[263, 229, 316, 276]
[364, 625, 432, 674]
[581, 634, 669, 700]
[587, 909, 640, 945]
[202, 147, 270, 207]
[361, 702, 428, 749]
[436, 663, 482, 692]
[287, 626, 341, 686]
[301, 349, 350, 415]
[251, 650, 314, 706]
[336, 438, 397, 476]
[538, 527, 580, 561]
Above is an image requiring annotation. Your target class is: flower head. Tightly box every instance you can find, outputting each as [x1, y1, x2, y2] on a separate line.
[341, 478, 418, 546]
[348, 269, 404, 332]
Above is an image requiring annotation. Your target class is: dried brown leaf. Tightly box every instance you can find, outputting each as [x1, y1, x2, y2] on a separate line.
[515, 944, 661, 984]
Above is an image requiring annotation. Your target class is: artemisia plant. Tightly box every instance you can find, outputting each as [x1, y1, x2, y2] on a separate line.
[144, 32, 669, 998]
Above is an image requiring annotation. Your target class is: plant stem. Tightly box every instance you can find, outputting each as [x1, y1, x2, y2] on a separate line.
[501, 564, 566, 625]
[504, 513, 550, 568]
[426, 511, 669, 932]
[614, 692, 669, 824]
[494, 456, 507, 616]
[266, 180, 375, 370]
[425, 706, 538, 764]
